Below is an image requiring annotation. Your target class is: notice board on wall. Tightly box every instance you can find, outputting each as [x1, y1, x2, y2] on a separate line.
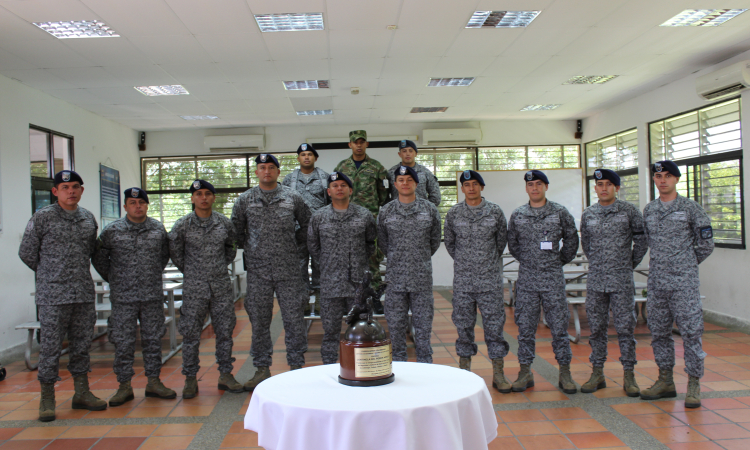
[100, 164, 120, 228]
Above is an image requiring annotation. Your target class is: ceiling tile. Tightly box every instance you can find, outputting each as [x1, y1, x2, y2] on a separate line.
[0, 47, 34, 70]
[381, 57, 439, 79]
[0, 39, 94, 68]
[333, 109, 373, 124]
[481, 56, 549, 77]
[290, 96, 333, 111]
[451, 93, 500, 107]
[262, 31, 328, 60]
[0, 0, 95, 22]
[217, 61, 278, 82]
[176, 82, 240, 102]
[233, 80, 288, 99]
[557, 27, 650, 58]
[397, 0, 478, 30]
[325, 0, 400, 31]
[387, 29, 460, 58]
[46, 88, 109, 105]
[273, 58, 329, 80]
[62, 38, 150, 66]
[113, 102, 172, 117]
[0, 6, 52, 41]
[444, 29, 520, 58]
[414, 91, 465, 106]
[332, 95, 375, 110]
[82, 0, 191, 36]
[330, 58, 384, 79]
[464, 77, 524, 94]
[372, 94, 418, 108]
[203, 100, 253, 114]
[375, 76, 428, 96]
[329, 30, 392, 59]
[531, 0, 629, 28]
[158, 99, 213, 115]
[128, 35, 213, 64]
[86, 86, 158, 103]
[431, 56, 494, 78]
[247, 97, 293, 113]
[245, 0, 327, 15]
[500, 27, 589, 58]
[47, 66, 126, 88]
[2, 68, 75, 89]
[194, 33, 270, 63]
[370, 107, 407, 122]
[160, 63, 227, 84]
[328, 79, 379, 97]
[163, 0, 255, 35]
[101, 64, 177, 86]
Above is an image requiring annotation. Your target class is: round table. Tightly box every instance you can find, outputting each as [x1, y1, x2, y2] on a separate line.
[244, 362, 498, 450]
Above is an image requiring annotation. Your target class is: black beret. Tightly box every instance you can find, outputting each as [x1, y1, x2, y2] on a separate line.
[524, 170, 549, 184]
[398, 139, 418, 152]
[53, 170, 83, 186]
[190, 179, 216, 194]
[394, 165, 419, 183]
[255, 153, 280, 168]
[124, 187, 149, 203]
[460, 170, 485, 186]
[593, 168, 620, 187]
[327, 171, 353, 189]
[652, 160, 681, 177]
[296, 143, 318, 158]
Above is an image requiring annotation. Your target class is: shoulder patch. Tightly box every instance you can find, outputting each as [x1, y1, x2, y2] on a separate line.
[700, 226, 713, 239]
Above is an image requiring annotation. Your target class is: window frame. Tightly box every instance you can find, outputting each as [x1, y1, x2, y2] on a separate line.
[583, 128, 638, 207]
[29, 124, 75, 179]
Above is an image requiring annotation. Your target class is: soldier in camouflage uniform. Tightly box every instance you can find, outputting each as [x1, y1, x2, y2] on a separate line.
[444, 170, 511, 391]
[378, 165, 441, 363]
[507, 170, 579, 394]
[169, 180, 242, 398]
[93, 187, 175, 407]
[334, 130, 389, 313]
[19, 170, 107, 421]
[579, 169, 648, 397]
[386, 140, 441, 206]
[232, 154, 312, 390]
[308, 172, 377, 363]
[640, 160, 714, 408]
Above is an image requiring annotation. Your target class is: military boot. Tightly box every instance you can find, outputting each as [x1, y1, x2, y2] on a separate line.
[581, 366, 606, 393]
[640, 369, 677, 400]
[218, 373, 245, 393]
[244, 366, 271, 392]
[558, 364, 578, 394]
[459, 356, 471, 371]
[512, 364, 534, 392]
[182, 376, 199, 399]
[492, 358, 512, 393]
[109, 380, 134, 407]
[623, 370, 640, 397]
[290, 365, 303, 370]
[71, 375, 107, 411]
[39, 382, 56, 422]
[146, 377, 176, 399]
[685, 376, 701, 408]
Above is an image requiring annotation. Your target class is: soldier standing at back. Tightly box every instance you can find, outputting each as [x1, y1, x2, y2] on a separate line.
[308, 172, 377, 364]
[507, 170, 579, 394]
[386, 140, 441, 206]
[169, 180, 242, 398]
[19, 170, 106, 422]
[640, 160, 713, 408]
[93, 188, 175, 407]
[444, 170, 511, 392]
[579, 169, 648, 397]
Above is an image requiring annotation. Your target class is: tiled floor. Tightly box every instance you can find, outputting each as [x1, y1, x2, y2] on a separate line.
[1, 291, 750, 449]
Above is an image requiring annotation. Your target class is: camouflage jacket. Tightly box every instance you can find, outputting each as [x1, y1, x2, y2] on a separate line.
[387, 163, 441, 206]
[507, 200, 579, 291]
[307, 203, 377, 298]
[19, 204, 98, 305]
[643, 194, 714, 291]
[444, 199, 507, 293]
[580, 200, 648, 293]
[333, 155, 388, 216]
[282, 167, 330, 212]
[93, 217, 170, 303]
[168, 212, 237, 284]
[231, 185, 311, 280]
[377, 199, 441, 292]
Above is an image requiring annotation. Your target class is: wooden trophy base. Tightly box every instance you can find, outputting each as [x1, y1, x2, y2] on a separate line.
[339, 338, 394, 387]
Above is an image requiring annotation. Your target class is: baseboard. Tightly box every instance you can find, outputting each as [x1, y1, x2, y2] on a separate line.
[704, 309, 750, 334]
[0, 338, 38, 366]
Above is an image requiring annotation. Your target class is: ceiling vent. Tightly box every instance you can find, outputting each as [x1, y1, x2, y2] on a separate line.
[422, 128, 482, 146]
[204, 135, 265, 152]
[696, 60, 750, 101]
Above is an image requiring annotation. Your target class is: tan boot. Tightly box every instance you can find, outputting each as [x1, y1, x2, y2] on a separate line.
[492, 358, 512, 393]
[685, 376, 701, 408]
[71, 375, 107, 411]
[581, 366, 606, 393]
[38, 382, 56, 422]
[623, 370, 640, 397]
[146, 377, 176, 399]
[459, 356, 471, 371]
[244, 366, 271, 392]
[182, 376, 199, 399]
[558, 364, 577, 394]
[640, 369, 676, 400]
[218, 373, 245, 393]
[290, 365, 303, 370]
[512, 364, 534, 392]
[109, 380, 134, 407]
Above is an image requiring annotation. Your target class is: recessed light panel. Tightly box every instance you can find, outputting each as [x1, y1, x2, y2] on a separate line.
[134, 85, 189, 96]
[410, 107, 448, 113]
[520, 104, 560, 111]
[255, 13, 324, 32]
[296, 110, 332, 116]
[283, 80, 329, 90]
[180, 115, 219, 120]
[661, 9, 747, 27]
[33, 20, 119, 38]
[427, 78, 475, 87]
[564, 75, 619, 85]
[466, 11, 540, 28]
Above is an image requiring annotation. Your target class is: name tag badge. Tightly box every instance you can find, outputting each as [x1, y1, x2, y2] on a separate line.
[541, 241, 553, 250]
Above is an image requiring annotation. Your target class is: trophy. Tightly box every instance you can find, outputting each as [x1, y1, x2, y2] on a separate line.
[338, 271, 395, 386]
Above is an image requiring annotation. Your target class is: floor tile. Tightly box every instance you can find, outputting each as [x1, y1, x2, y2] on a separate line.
[611, 402, 663, 416]
[566, 432, 625, 448]
[58, 426, 113, 439]
[691, 423, 750, 440]
[516, 434, 574, 450]
[553, 419, 608, 434]
[90, 437, 147, 450]
[138, 436, 193, 450]
[647, 426, 708, 444]
[665, 443, 724, 450]
[541, 407, 591, 421]
[43, 438, 98, 450]
[507, 421, 559, 436]
[106, 424, 158, 437]
[152, 424, 203, 436]
[220, 433, 259, 448]
[487, 436, 523, 450]
[628, 413, 686, 428]
[11, 427, 68, 440]
[0, 440, 52, 450]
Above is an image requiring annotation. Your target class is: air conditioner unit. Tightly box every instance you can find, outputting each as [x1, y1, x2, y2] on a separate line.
[696, 60, 750, 101]
[422, 128, 482, 146]
[204, 135, 265, 151]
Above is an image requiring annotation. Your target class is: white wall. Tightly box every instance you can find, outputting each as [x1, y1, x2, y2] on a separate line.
[0, 74, 141, 357]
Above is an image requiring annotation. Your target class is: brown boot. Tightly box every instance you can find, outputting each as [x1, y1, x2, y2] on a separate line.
[685, 376, 701, 408]
[459, 356, 471, 371]
[512, 364, 534, 392]
[640, 369, 676, 400]
[218, 373, 245, 393]
[39, 382, 56, 422]
[492, 358, 512, 393]
[146, 377, 176, 399]
[290, 365, 303, 370]
[581, 366, 606, 393]
[109, 380, 134, 407]
[244, 366, 271, 392]
[558, 364, 577, 394]
[71, 375, 107, 411]
[182, 376, 199, 399]
[623, 370, 640, 397]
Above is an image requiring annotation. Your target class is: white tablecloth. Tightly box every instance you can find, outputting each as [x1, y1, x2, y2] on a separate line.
[244, 362, 498, 450]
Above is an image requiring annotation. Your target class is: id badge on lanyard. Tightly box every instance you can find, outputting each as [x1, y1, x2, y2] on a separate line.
[540, 230, 552, 250]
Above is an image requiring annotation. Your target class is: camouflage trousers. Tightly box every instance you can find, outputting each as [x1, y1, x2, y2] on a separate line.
[245, 272, 308, 367]
[369, 242, 384, 291]
[452, 290, 510, 360]
[648, 288, 706, 378]
[111, 301, 166, 383]
[179, 279, 236, 377]
[299, 245, 321, 291]
[515, 287, 572, 365]
[585, 290, 637, 370]
[38, 303, 96, 384]
[385, 290, 434, 363]
[320, 297, 354, 364]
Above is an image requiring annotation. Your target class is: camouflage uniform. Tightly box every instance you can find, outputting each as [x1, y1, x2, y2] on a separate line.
[377, 199, 441, 362]
[231, 185, 311, 367]
[444, 199, 510, 359]
[169, 212, 237, 377]
[387, 163, 441, 206]
[507, 201, 579, 366]
[580, 200, 648, 370]
[282, 168, 330, 290]
[18, 204, 98, 383]
[334, 155, 389, 289]
[92, 217, 171, 382]
[644, 195, 714, 378]
[308, 203, 377, 363]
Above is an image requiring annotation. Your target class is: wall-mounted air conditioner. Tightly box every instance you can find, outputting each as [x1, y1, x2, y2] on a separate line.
[696, 60, 750, 101]
[204, 135, 265, 152]
[422, 128, 482, 146]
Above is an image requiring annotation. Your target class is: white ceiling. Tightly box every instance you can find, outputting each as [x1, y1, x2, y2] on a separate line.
[2, 0, 750, 131]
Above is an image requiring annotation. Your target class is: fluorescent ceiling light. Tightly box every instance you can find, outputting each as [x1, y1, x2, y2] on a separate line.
[180, 115, 219, 120]
[564, 75, 618, 85]
[33, 20, 119, 38]
[466, 11, 540, 28]
[520, 104, 560, 111]
[134, 85, 189, 96]
[661, 9, 747, 27]
[283, 80, 329, 90]
[297, 110, 332, 116]
[410, 107, 448, 113]
[255, 13, 324, 32]
[427, 78, 475, 87]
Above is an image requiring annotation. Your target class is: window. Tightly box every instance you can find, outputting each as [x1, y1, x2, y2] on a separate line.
[649, 98, 744, 248]
[584, 129, 639, 207]
[478, 145, 580, 170]
[416, 149, 476, 220]
[29, 126, 74, 213]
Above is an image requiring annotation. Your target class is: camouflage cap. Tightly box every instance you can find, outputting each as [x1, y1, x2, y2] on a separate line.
[349, 130, 367, 142]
